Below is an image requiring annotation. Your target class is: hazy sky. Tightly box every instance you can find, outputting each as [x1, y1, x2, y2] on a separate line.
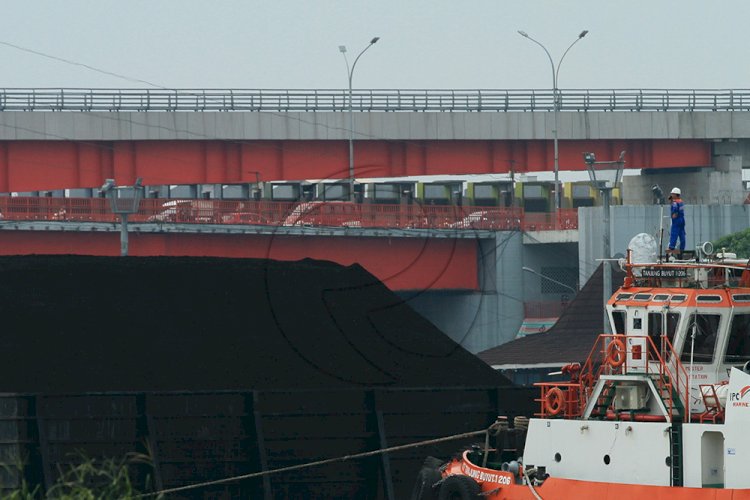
[1, 1, 748, 90]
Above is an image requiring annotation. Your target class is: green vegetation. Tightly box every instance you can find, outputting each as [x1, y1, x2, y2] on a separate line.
[713, 228, 750, 258]
[1, 453, 159, 500]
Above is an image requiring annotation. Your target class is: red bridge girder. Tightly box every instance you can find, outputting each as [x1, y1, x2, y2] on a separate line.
[0, 139, 710, 192]
[0, 231, 479, 291]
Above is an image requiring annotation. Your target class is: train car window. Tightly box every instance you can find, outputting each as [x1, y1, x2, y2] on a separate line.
[612, 311, 626, 334]
[681, 314, 721, 363]
[474, 185, 494, 199]
[724, 313, 750, 363]
[424, 185, 446, 199]
[572, 185, 590, 198]
[523, 185, 543, 198]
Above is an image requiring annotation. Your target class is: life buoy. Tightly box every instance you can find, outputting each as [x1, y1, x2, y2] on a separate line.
[606, 337, 626, 368]
[544, 387, 565, 416]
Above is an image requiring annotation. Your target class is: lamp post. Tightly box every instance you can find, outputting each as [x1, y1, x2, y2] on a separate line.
[101, 178, 145, 256]
[522, 266, 577, 294]
[583, 151, 626, 334]
[339, 37, 380, 202]
[517, 30, 589, 215]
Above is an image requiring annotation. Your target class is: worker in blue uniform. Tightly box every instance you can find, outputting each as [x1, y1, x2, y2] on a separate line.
[667, 187, 685, 257]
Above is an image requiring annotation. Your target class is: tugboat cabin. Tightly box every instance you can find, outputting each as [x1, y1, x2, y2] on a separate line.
[608, 251, 750, 414]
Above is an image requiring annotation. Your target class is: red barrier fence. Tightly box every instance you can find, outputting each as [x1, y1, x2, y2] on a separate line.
[0, 197, 579, 232]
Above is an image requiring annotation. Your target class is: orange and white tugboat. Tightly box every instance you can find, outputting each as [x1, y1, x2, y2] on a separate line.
[417, 243, 750, 499]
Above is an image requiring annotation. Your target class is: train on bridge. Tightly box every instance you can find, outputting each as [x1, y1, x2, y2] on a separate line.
[0, 178, 623, 232]
[12, 177, 621, 212]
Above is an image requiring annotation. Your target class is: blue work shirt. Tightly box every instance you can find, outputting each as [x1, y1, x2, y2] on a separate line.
[671, 199, 685, 226]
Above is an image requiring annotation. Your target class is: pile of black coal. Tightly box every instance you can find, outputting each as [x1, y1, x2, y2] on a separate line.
[0, 255, 507, 393]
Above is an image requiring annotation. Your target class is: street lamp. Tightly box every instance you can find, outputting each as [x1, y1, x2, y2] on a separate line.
[522, 266, 577, 294]
[339, 37, 379, 202]
[583, 151, 626, 334]
[101, 178, 145, 256]
[518, 30, 589, 214]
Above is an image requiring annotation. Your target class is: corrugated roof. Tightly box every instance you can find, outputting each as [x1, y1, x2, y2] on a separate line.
[478, 264, 625, 367]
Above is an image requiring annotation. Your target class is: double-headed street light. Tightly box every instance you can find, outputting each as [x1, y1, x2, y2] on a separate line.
[339, 37, 380, 202]
[518, 30, 589, 214]
[584, 151, 626, 334]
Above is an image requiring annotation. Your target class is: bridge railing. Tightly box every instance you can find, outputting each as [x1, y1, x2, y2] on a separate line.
[0, 197, 579, 232]
[1, 88, 749, 112]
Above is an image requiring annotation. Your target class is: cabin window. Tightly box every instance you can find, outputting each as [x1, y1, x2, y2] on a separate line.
[671, 295, 687, 303]
[725, 314, 750, 363]
[681, 314, 721, 363]
[653, 294, 669, 302]
[696, 295, 723, 303]
[612, 311, 626, 334]
[648, 312, 680, 356]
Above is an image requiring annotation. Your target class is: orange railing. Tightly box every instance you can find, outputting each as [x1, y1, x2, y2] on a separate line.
[0, 197, 580, 232]
[521, 211, 578, 231]
[536, 334, 689, 421]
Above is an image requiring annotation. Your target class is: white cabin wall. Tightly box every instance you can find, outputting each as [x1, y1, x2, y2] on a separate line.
[523, 419, 672, 486]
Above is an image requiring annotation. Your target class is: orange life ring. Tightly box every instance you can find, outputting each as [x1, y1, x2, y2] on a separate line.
[606, 337, 626, 368]
[545, 387, 565, 416]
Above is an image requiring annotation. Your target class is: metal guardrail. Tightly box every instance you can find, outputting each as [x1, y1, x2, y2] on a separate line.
[0, 197, 579, 232]
[1, 88, 750, 112]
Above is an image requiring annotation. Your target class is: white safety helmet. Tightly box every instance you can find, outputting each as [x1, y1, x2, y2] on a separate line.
[670, 187, 681, 196]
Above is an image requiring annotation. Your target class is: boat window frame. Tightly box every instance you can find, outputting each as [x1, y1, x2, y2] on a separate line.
[611, 310, 626, 334]
[724, 312, 750, 364]
[680, 312, 723, 364]
[696, 295, 723, 303]
[647, 310, 681, 357]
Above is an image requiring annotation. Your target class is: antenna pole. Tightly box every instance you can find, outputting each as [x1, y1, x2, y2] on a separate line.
[659, 205, 665, 262]
[687, 322, 696, 423]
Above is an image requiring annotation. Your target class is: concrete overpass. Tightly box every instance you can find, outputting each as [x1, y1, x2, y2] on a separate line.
[1, 88, 749, 352]
[1, 88, 748, 196]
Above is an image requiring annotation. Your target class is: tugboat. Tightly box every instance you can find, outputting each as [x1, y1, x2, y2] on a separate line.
[415, 242, 750, 499]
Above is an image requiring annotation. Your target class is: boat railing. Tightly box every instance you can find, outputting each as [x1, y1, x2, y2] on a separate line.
[536, 334, 689, 421]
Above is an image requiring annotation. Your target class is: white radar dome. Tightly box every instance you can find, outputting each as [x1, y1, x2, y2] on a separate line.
[627, 233, 658, 275]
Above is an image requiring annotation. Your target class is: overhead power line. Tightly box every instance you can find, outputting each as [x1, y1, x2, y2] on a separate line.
[0, 40, 165, 88]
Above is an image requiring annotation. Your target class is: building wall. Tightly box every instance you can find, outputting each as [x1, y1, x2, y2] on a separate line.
[578, 204, 750, 286]
[404, 231, 526, 353]
[404, 232, 578, 353]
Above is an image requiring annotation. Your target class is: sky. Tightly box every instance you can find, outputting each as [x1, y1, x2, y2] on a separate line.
[1, 1, 749, 90]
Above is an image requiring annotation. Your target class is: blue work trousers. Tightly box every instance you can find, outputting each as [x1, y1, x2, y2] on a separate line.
[669, 223, 686, 251]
